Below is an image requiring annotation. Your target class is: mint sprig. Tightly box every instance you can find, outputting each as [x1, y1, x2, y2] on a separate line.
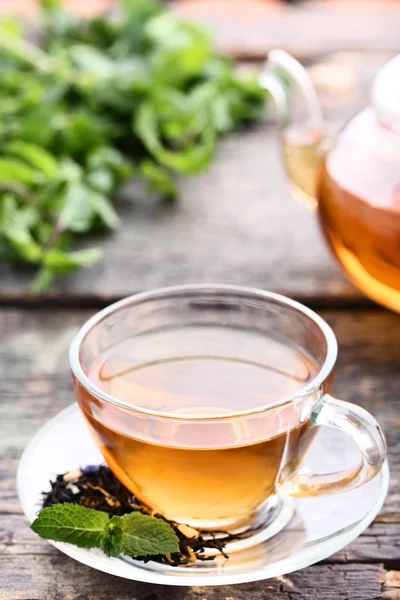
[31, 504, 109, 548]
[101, 515, 124, 557]
[0, 1, 266, 291]
[120, 512, 181, 557]
[31, 504, 179, 558]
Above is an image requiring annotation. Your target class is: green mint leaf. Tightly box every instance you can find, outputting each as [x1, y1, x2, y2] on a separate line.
[43, 247, 102, 274]
[86, 147, 133, 188]
[145, 15, 211, 82]
[5, 141, 58, 178]
[86, 188, 120, 230]
[0, 0, 265, 290]
[0, 16, 23, 39]
[30, 504, 109, 548]
[0, 158, 39, 185]
[30, 266, 55, 294]
[0, 195, 42, 263]
[134, 101, 216, 175]
[140, 160, 177, 200]
[68, 44, 116, 79]
[120, 512, 179, 558]
[100, 516, 124, 557]
[0, 24, 54, 74]
[40, 0, 63, 9]
[57, 180, 94, 233]
[86, 169, 113, 194]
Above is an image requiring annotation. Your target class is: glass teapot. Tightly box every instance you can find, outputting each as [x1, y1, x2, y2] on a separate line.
[261, 51, 400, 312]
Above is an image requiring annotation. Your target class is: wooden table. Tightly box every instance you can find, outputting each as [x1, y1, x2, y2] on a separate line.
[1, 4, 400, 599]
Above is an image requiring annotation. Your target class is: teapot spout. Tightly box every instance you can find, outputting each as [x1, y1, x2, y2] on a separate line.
[260, 50, 326, 209]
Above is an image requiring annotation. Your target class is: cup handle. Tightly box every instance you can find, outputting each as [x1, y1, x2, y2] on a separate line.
[280, 394, 387, 497]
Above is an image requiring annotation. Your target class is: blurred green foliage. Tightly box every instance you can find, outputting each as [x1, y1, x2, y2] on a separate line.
[0, 0, 266, 291]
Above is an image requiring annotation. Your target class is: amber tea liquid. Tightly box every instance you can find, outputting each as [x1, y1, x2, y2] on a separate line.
[78, 326, 319, 527]
[318, 110, 400, 312]
[283, 109, 400, 312]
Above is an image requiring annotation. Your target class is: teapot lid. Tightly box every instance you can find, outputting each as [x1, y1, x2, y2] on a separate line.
[371, 54, 400, 133]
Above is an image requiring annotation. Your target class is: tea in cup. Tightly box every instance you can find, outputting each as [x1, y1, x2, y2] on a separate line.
[70, 286, 386, 532]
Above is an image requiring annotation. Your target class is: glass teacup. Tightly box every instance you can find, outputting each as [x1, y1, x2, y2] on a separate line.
[70, 285, 386, 534]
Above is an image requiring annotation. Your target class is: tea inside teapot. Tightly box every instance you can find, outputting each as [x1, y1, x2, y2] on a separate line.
[318, 107, 400, 311]
[262, 52, 400, 313]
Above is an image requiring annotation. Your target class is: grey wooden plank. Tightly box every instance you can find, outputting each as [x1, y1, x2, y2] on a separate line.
[0, 51, 396, 304]
[172, 1, 400, 61]
[0, 557, 388, 600]
[3, 1, 399, 61]
[0, 556, 390, 600]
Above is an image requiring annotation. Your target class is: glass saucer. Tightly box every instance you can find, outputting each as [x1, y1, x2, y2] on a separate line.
[17, 403, 389, 587]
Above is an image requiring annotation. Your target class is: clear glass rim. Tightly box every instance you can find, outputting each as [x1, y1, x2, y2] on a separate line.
[69, 284, 338, 421]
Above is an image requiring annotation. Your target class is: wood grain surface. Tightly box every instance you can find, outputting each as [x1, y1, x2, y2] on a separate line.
[1, 308, 399, 598]
[0, 50, 396, 306]
[4, 1, 398, 61]
[0, 0, 400, 60]
[172, 1, 400, 61]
